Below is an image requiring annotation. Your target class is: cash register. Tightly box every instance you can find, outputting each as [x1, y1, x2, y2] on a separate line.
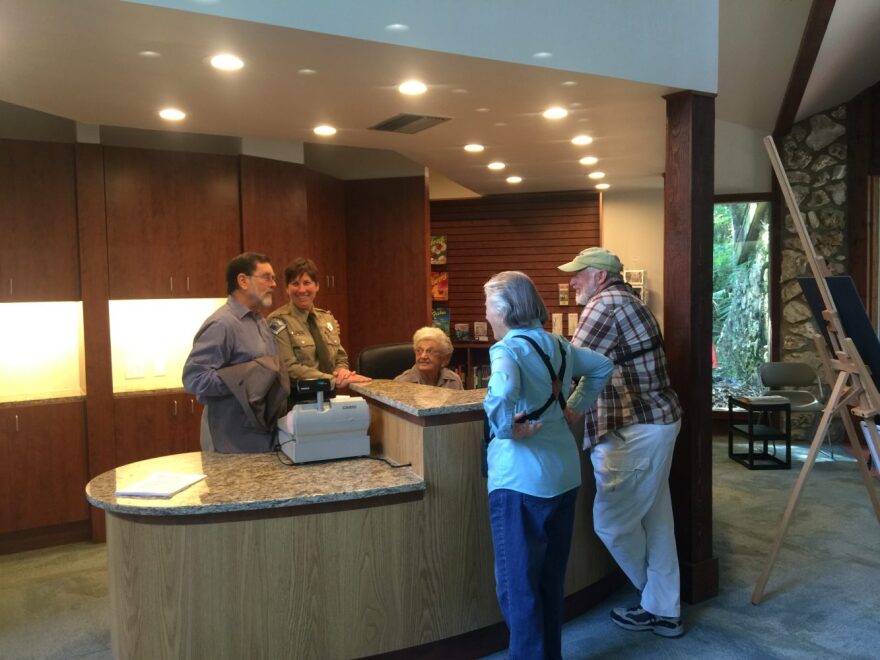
[276, 378, 371, 463]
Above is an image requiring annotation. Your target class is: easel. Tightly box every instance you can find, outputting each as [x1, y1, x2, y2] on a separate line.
[751, 136, 880, 604]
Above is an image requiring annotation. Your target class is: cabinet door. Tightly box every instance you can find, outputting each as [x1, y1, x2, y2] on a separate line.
[5, 401, 89, 532]
[105, 147, 240, 299]
[241, 156, 309, 310]
[175, 395, 203, 454]
[0, 139, 80, 301]
[113, 393, 177, 466]
[307, 170, 347, 294]
[0, 413, 12, 532]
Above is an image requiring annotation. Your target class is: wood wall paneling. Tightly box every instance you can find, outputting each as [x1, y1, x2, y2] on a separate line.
[103, 147, 240, 299]
[0, 139, 80, 301]
[663, 90, 719, 603]
[430, 192, 600, 330]
[240, 156, 309, 311]
[306, 169, 349, 347]
[345, 177, 430, 360]
[76, 143, 116, 541]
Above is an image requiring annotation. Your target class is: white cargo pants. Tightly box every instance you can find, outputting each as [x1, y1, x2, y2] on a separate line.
[590, 420, 682, 618]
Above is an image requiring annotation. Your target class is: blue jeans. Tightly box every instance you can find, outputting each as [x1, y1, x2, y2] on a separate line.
[489, 487, 578, 660]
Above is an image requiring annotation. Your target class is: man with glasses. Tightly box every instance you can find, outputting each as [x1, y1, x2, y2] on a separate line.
[183, 252, 289, 453]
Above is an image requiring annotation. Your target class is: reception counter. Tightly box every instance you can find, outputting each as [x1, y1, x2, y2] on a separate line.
[87, 381, 617, 659]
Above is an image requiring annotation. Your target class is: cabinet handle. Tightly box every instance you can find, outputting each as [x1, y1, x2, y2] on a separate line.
[332, 275, 335, 288]
[172, 400, 178, 417]
[190, 398, 194, 414]
[326, 275, 330, 287]
[186, 276, 190, 292]
[8, 278, 12, 296]
[14, 414, 19, 432]
[169, 276, 174, 293]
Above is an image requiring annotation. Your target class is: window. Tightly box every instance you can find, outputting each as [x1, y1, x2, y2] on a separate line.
[712, 200, 771, 409]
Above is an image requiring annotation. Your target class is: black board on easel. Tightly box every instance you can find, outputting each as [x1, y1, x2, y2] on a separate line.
[797, 274, 880, 392]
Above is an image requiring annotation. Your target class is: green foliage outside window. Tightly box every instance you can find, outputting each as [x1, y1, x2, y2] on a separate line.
[712, 202, 770, 408]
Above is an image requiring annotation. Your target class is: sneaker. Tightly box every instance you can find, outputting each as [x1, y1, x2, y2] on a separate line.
[611, 606, 683, 638]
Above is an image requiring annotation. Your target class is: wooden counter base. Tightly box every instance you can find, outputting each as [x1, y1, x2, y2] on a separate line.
[103, 391, 616, 658]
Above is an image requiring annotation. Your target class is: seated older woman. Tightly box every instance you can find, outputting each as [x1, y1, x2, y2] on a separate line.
[394, 327, 463, 389]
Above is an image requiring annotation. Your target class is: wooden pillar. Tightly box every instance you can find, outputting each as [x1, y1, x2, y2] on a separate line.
[76, 143, 115, 542]
[663, 91, 719, 603]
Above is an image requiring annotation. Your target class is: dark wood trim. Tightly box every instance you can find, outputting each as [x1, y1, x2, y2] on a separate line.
[847, 83, 876, 316]
[663, 90, 719, 603]
[714, 193, 774, 204]
[366, 569, 625, 659]
[0, 521, 91, 556]
[774, 0, 836, 136]
[75, 143, 114, 543]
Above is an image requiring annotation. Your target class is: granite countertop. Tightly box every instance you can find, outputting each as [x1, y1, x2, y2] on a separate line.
[86, 451, 424, 516]
[350, 380, 486, 417]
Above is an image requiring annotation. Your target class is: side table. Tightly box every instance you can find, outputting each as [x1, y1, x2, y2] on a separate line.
[728, 395, 792, 470]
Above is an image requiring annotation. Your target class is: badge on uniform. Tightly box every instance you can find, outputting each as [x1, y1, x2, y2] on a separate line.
[268, 318, 287, 335]
[326, 321, 334, 332]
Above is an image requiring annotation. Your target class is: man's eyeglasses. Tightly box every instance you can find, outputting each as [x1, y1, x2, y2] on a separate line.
[250, 273, 277, 282]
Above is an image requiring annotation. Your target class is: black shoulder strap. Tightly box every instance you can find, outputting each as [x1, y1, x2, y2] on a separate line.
[512, 335, 567, 421]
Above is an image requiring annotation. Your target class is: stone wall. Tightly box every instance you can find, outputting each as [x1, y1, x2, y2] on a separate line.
[780, 105, 848, 369]
[778, 105, 848, 437]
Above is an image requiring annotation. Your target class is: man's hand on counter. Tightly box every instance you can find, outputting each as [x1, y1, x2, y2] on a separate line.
[334, 368, 372, 387]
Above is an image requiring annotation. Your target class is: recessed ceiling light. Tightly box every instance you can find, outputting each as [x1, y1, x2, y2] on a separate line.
[298, 68, 317, 75]
[385, 23, 410, 32]
[399, 80, 427, 95]
[506, 176, 523, 184]
[210, 53, 244, 71]
[562, 81, 577, 87]
[476, 107, 490, 113]
[543, 106, 567, 120]
[571, 135, 593, 146]
[595, 183, 610, 190]
[533, 51, 553, 59]
[579, 156, 599, 166]
[464, 144, 485, 153]
[452, 88, 468, 94]
[138, 50, 161, 58]
[588, 171, 606, 180]
[313, 125, 337, 136]
[488, 161, 506, 171]
[494, 122, 507, 127]
[159, 108, 186, 121]
[569, 102, 583, 108]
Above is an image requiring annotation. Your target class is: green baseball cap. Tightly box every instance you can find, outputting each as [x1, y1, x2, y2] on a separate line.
[557, 247, 623, 274]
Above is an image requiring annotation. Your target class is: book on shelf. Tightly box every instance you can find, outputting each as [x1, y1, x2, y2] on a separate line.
[430, 235, 447, 265]
[432, 306, 450, 334]
[431, 271, 449, 300]
[115, 471, 206, 498]
[471, 364, 491, 389]
[454, 323, 470, 341]
[473, 321, 489, 341]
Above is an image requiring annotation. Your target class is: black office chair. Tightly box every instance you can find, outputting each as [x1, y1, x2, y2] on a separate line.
[355, 342, 415, 380]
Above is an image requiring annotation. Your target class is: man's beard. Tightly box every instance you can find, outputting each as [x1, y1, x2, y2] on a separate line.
[575, 289, 591, 306]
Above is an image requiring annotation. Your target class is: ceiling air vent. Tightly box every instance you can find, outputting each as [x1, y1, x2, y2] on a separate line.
[369, 113, 451, 134]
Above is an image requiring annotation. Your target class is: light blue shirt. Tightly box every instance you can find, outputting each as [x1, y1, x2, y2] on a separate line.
[484, 322, 613, 497]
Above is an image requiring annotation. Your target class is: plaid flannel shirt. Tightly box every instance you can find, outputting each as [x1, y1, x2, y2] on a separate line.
[568, 282, 681, 447]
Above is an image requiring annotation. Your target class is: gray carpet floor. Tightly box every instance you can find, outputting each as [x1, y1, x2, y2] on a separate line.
[1, 439, 878, 660]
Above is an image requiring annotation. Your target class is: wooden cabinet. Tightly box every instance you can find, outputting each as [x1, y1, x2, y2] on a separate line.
[240, 156, 309, 310]
[0, 400, 89, 533]
[307, 169, 347, 297]
[0, 139, 80, 301]
[104, 147, 241, 299]
[114, 392, 202, 467]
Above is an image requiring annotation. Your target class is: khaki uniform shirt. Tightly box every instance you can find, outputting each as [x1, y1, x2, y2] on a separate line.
[267, 303, 349, 386]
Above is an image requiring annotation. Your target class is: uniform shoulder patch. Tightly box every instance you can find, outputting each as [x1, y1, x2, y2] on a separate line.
[268, 317, 287, 335]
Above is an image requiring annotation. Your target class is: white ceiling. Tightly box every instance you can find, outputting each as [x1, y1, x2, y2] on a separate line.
[0, 0, 877, 197]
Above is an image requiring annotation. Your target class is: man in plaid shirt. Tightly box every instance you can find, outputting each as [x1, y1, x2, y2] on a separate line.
[559, 247, 684, 638]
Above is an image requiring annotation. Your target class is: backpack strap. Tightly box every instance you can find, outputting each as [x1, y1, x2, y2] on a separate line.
[511, 335, 567, 421]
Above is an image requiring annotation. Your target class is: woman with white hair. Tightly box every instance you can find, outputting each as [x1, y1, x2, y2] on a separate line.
[394, 326, 463, 389]
[483, 270, 612, 660]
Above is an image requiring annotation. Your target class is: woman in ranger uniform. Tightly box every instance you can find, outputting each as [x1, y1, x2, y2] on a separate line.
[267, 258, 370, 390]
